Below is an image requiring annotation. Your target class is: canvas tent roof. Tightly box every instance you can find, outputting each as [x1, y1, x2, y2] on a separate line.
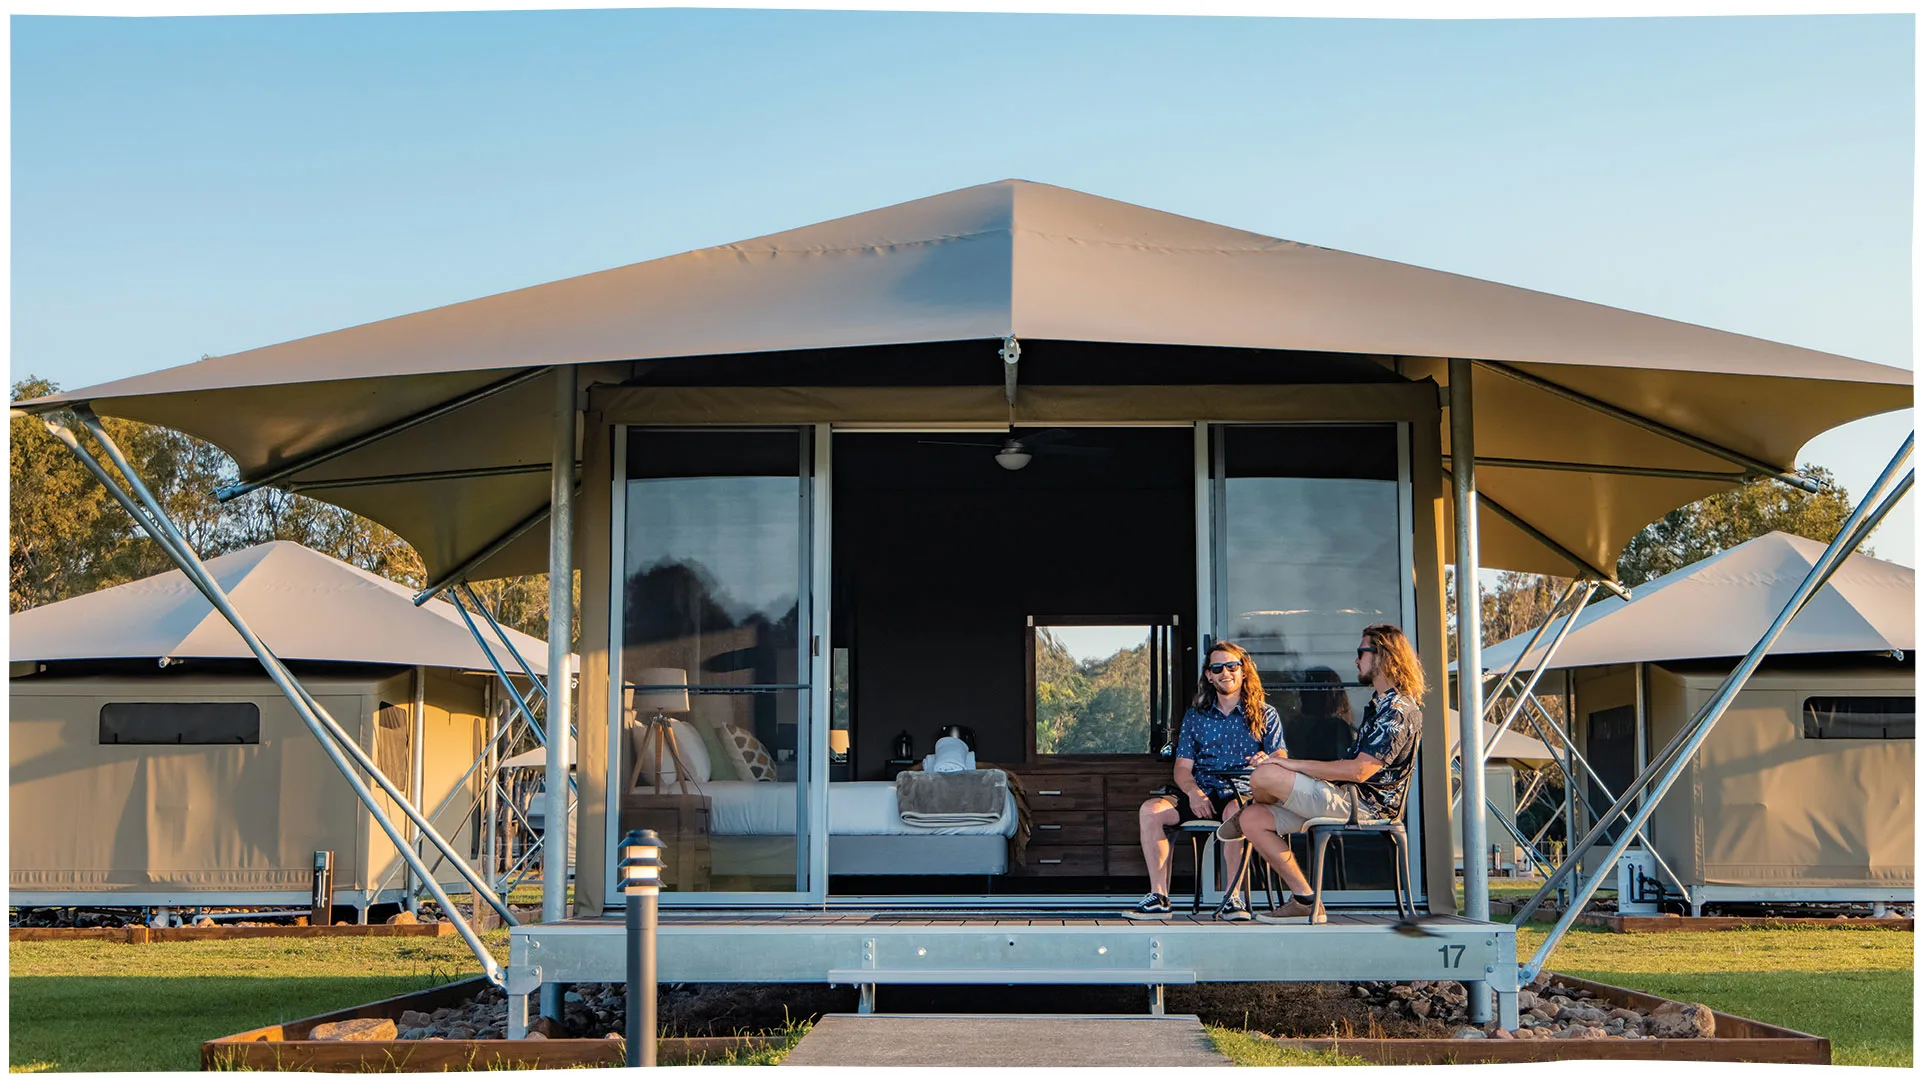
[1443, 711, 1557, 765]
[17, 180, 1909, 581]
[9, 540, 554, 673]
[1477, 531, 1915, 675]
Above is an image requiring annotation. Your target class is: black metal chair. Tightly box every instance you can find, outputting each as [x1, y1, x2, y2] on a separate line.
[1303, 795, 1415, 922]
[1158, 768, 1277, 914]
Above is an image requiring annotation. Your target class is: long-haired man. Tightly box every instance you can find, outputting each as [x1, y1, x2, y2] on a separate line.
[1225, 623, 1425, 924]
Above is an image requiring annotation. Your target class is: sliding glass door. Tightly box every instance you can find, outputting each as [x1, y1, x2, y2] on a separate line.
[608, 427, 820, 904]
[1207, 423, 1424, 902]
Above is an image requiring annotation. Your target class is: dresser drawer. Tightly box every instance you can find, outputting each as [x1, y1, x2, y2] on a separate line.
[1028, 811, 1103, 847]
[1018, 846, 1106, 876]
[1024, 774, 1103, 810]
[1104, 773, 1173, 810]
[1107, 842, 1195, 879]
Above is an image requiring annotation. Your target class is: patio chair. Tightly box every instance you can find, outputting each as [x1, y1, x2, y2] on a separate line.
[1300, 795, 1415, 923]
[1157, 768, 1278, 915]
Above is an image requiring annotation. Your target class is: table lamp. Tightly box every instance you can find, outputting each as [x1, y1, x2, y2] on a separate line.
[829, 728, 851, 763]
[630, 668, 691, 791]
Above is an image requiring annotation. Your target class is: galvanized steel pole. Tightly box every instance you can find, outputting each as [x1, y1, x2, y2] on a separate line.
[1448, 359, 1491, 1023]
[542, 367, 577, 1020]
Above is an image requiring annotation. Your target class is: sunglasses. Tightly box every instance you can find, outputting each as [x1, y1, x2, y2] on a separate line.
[1356, 646, 1377, 659]
[1206, 660, 1244, 674]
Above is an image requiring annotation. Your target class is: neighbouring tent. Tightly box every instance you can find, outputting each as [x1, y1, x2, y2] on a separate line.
[8, 542, 549, 916]
[1479, 532, 1914, 909]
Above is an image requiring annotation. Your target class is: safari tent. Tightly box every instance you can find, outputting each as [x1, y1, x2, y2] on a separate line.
[8, 541, 550, 919]
[1479, 531, 1915, 911]
[16, 179, 1910, 1026]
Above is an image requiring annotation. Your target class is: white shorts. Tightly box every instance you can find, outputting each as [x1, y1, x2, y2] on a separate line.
[1277, 773, 1353, 828]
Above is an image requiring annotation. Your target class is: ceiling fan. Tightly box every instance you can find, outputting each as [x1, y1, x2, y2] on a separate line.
[917, 428, 1110, 471]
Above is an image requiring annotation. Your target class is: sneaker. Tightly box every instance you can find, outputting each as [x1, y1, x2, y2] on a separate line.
[1215, 815, 1244, 842]
[1122, 892, 1173, 920]
[1254, 898, 1325, 925]
[1214, 893, 1253, 922]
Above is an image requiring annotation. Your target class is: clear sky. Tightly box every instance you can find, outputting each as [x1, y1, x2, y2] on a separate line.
[11, 10, 1915, 565]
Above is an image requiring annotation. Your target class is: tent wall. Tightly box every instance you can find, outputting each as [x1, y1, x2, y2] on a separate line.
[358, 669, 491, 899]
[1648, 663, 1914, 892]
[1452, 763, 1518, 869]
[10, 674, 373, 900]
[572, 378, 1455, 915]
[9, 669, 491, 905]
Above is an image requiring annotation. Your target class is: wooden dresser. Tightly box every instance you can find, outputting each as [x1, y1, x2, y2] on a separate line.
[1015, 758, 1190, 880]
[618, 793, 712, 893]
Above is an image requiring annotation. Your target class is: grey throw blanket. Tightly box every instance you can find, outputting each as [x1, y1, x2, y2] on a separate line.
[896, 768, 1008, 827]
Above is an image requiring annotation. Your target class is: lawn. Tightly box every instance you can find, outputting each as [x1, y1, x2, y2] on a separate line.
[10, 916, 1912, 1070]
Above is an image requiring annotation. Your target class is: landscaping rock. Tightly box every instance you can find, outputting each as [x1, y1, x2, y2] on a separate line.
[386, 910, 419, 925]
[1516, 990, 1538, 1012]
[1648, 1001, 1715, 1039]
[1449, 1027, 1487, 1039]
[311, 1018, 398, 1042]
[526, 1017, 561, 1039]
[398, 1010, 432, 1028]
[1409, 1000, 1431, 1019]
[1552, 1025, 1605, 1039]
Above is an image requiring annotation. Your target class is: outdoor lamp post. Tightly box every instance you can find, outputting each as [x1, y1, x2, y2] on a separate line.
[619, 829, 665, 1067]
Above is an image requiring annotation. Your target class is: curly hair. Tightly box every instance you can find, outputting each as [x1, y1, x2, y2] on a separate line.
[1363, 623, 1426, 703]
[1191, 640, 1267, 742]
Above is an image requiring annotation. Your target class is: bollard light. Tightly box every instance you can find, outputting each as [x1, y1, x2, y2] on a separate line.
[619, 829, 665, 1067]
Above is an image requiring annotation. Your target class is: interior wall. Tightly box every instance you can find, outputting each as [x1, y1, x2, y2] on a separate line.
[834, 428, 1195, 775]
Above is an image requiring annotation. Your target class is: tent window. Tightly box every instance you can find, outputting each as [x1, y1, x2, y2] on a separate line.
[1802, 697, 1915, 740]
[99, 702, 260, 745]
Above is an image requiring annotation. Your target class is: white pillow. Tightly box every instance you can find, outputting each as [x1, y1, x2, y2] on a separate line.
[632, 718, 711, 787]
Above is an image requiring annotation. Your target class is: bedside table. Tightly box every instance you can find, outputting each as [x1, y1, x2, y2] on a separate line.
[618, 792, 712, 892]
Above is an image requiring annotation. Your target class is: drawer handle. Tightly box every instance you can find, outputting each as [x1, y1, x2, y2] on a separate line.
[1038, 790, 1063, 796]
[1039, 858, 1063, 865]
[1038, 824, 1062, 831]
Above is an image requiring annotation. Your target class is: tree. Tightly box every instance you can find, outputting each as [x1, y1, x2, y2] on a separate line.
[1615, 465, 1857, 587]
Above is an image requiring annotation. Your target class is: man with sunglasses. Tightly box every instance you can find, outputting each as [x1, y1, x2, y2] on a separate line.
[1222, 623, 1426, 924]
[1124, 642, 1283, 921]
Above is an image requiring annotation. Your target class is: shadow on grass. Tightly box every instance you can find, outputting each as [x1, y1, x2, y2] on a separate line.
[9, 974, 443, 1073]
[1554, 967, 1913, 1068]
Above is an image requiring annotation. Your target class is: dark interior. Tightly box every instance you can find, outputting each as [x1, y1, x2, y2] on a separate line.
[832, 427, 1197, 777]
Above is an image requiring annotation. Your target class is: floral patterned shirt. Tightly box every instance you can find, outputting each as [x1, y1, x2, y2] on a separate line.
[1176, 700, 1285, 799]
[1350, 687, 1421, 820]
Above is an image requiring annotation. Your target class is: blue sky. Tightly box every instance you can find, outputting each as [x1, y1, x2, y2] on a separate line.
[11, 10, 1915, 564]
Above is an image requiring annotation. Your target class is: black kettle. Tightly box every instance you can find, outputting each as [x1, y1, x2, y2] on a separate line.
[933, 724, 977, 751]
[893, 730, 914, 760]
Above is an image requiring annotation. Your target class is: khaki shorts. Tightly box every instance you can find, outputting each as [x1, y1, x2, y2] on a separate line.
[1277, 773, 1353, 828]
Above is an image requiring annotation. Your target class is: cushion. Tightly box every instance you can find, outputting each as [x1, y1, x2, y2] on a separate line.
[717, 721, 777, 782]
[631, 717, 711, 787]
[695, 720, 739, 781]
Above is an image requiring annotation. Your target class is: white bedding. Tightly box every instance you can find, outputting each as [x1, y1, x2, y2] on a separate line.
[630, 780, 1018, 838]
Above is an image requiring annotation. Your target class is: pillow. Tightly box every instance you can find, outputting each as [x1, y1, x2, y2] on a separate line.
[694, 719, 739, 782]
[631, 718, 711, 787]
[717, 720, 777, 782]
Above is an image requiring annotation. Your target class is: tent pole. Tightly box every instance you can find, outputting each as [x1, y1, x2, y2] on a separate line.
[450, 592, 549, 747]
[1518, 441, 1913, 980]
[62, 406, 517, 926]
[1475, 360, 1820, 492]
[41, 413, 511, 981]
[541, 367, 578, 1022]
[286, 461, 551, 494]
[408, 665, 427, 912]
[460, 583, 552, 704]
[214, 367, 548, 502]
[1448, 359, 1493, 1023]
[484, 682, 499, 893]
[1441, 455, 1748, 484]
[1478, 576, 1590, 729]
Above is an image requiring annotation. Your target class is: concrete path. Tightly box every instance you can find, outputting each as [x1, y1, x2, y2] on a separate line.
[780, 1013, 1231, 1067]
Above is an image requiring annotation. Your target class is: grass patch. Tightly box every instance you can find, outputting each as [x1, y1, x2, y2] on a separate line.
[1206, 1028, 1371, 1066]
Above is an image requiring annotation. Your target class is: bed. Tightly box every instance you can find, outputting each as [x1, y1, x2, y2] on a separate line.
[628, 779, 1021, 876]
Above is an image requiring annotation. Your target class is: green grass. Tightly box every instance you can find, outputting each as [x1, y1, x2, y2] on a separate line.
[1206, 1029, 1372, 1065]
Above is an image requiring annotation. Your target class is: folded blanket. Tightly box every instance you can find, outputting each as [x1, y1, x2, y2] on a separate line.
[897, 768, 1007, 828]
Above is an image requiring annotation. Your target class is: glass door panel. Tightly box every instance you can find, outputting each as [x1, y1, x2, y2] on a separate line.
[1210, 423, 1419, 900]
[614, 427, 813, 900]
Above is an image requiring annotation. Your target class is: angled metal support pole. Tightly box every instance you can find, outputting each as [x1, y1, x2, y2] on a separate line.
[1448, 358, 1493, 1023]
[1476, 360, 1820, 493]
[65, 407, 516, 927]
[43, 412, 512, 980]
[449, 592, 548, 746]
[413, 499, 557, 606]
[1510, 690, 1690, 908]
[459, 583, 551, 703]
[286, 461, 552, 494]
[1519, 440, 1912, 981]
[216, 367, 547, 502]
[1477, 576, 1590, 725]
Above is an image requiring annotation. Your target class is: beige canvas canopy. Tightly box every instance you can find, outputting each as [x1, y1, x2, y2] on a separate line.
[14, 180, 1908, 581]
[1479, 531, 1915, 675]
[10, 540, 550, 674]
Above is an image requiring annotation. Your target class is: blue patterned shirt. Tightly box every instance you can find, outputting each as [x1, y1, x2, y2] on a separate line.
[1176, 699, 1285, 797]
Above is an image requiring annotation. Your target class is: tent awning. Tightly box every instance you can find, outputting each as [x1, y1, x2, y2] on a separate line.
[17, 180, 1909, 581]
